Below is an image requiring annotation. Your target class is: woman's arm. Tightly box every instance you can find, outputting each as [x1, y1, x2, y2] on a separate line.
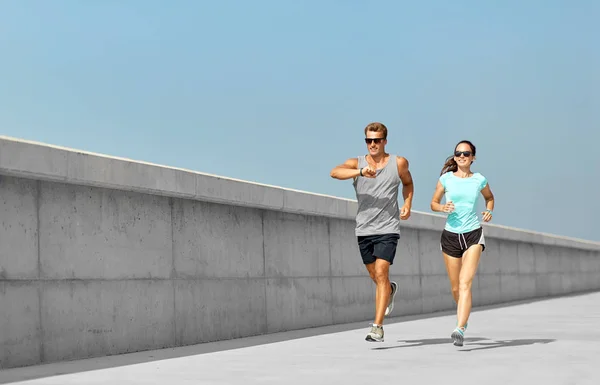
[481, 183, 495, 222]
[431, 181, 453, 213]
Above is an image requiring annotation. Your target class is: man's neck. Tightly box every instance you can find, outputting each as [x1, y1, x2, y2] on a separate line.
[369, 153, 388, 163]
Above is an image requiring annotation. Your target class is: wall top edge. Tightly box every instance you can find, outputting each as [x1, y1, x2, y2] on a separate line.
[0, 135, 354, 202]
[1, 135, 599, 249]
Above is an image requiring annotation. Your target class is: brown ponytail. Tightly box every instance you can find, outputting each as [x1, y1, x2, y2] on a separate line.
[440, 156, 458, 175]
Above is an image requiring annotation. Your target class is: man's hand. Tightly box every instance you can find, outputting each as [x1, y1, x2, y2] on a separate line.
[400, 205, 411, 220]
[360, 166, 377, 178]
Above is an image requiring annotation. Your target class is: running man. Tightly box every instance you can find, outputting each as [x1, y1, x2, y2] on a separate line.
[429, 140, 495, 347]
[330, 122, 414, 342]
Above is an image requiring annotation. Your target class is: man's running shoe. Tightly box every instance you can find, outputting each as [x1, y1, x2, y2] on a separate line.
[365, 324, 384, 342]
[385, 281, 398, 317]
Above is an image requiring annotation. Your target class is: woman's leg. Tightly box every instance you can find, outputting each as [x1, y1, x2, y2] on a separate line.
[456, 244, 483, 328]
[443, 252, 462, 304]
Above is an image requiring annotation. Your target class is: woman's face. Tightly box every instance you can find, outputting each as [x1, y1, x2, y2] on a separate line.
[454, 142, 474, 167]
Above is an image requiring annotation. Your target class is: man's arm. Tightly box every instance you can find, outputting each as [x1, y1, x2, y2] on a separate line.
[330, 158, 359, 180]
[330, 158, 376, 180]
[397, 156, 414, 220]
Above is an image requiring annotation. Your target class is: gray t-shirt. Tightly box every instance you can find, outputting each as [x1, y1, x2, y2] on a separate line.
[352, 154, 402, 236]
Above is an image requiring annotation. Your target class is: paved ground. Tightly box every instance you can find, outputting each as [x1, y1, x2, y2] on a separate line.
[2, 291, 599, 385]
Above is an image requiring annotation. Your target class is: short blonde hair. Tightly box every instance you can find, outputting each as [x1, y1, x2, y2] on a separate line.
[364, 122, 388, 139]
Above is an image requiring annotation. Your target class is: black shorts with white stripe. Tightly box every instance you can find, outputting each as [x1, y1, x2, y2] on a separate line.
[440, 227, 486, 258]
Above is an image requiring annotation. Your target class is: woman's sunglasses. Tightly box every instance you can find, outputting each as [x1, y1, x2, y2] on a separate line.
[454, 151, 472, 157]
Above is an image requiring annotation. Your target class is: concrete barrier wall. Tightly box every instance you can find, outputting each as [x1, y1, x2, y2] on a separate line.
[1, 136, 599, 369]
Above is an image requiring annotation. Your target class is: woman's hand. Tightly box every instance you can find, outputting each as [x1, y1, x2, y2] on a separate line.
[442, 201, 455, 213]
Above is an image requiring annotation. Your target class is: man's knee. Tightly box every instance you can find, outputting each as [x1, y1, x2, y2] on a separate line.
[374, 274, 389, 285]
[363, 261, 375, 280]
[373, 263, 390, 284]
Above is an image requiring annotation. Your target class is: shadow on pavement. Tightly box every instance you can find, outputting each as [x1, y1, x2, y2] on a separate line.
[460, 338, 556, 352]
[372, 337, 488, 350]
[372, 337, 556, 351]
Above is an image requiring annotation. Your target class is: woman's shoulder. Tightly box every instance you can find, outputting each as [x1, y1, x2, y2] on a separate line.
[473, 172, 487, 180]
[439, 171, 453, 180]
[473, 172, 488, 189]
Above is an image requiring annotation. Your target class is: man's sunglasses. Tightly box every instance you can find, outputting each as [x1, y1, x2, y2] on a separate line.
[454, 151, 472, 157]
[365, 138, 384, 144]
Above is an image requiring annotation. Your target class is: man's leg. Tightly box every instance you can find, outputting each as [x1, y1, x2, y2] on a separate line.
[360, 236, 390, 294]
[366, 262, 397, 317]
[373, 258, 391, 325]
[365, 259, 393, 342]
[365, 262, 377, 283]
[375, 233, 400, 319]
[359, 236, 385, 342]
[365, 234, 399, 342]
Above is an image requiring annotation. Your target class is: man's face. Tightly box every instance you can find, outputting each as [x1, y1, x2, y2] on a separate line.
[364, 132, 386, 156]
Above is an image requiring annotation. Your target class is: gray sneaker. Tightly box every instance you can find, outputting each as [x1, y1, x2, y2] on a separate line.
[385, 281, 398, 316]
[365, 325, 384, 342]
[451, 327, 465, 347]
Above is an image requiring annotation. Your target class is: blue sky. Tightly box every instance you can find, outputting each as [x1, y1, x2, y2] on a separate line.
[1, 0, 598, 241]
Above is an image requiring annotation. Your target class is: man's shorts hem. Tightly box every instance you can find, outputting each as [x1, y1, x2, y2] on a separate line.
[357, 233, 400, 265]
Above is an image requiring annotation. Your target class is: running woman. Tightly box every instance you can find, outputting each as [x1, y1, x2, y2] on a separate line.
[429, 140, 495, 347]
[330, 122, 414, 342]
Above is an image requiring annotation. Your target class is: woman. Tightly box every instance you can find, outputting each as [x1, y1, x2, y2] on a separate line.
[430, 140, 495, 347]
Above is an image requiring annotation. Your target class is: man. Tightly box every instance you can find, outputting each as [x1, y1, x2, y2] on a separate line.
[330, 122, 414, 342]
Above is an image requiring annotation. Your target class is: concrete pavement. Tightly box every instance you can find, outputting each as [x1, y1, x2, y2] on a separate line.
[2, 291, 599, 385]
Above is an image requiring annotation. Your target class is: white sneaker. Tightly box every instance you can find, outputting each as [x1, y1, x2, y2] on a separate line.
[365, 324, 384, 342]
[385, 281, 398, 316]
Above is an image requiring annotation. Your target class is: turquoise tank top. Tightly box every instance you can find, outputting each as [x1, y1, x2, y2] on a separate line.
[439, 171, 488, 234]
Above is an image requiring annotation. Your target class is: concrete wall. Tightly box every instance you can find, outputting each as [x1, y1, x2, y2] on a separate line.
[1, 135, 599, 369]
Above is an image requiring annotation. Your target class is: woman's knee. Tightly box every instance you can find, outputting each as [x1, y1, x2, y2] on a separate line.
[459, 280, 473, 292]
[451, 286, 460, 297]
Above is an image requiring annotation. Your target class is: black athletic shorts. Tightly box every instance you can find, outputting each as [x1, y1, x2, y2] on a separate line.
[440, 227, 486, 258]
[357, 233, 400, 265]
